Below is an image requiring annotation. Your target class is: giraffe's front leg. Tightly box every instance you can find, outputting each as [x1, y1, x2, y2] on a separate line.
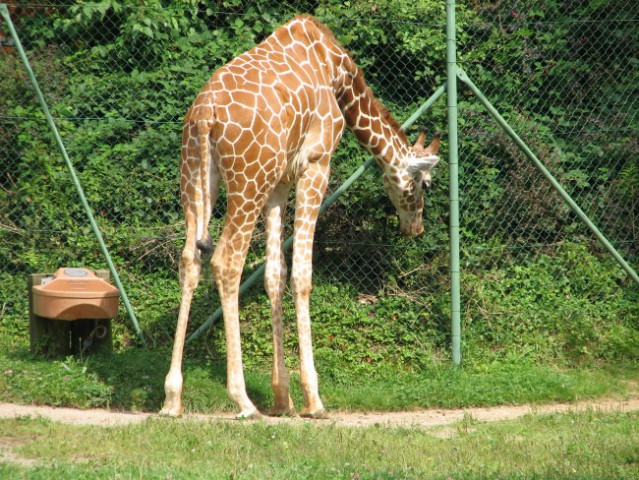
[264, 186, 295, 416]
[292, 159, 330, 419]
[291, 259, 326, 418]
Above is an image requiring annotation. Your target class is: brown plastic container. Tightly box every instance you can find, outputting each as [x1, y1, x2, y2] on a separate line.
[32, 268, 120, 320]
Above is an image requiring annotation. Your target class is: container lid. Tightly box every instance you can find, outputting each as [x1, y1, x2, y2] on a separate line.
[32, 268, 120, 299]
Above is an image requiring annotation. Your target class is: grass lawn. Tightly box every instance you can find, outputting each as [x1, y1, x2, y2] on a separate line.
[1, 408, 638, 479]
[1, 341, 638, 414]
[2, 328, 638, 479]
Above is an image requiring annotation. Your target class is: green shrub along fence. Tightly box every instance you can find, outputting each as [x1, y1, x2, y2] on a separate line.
[1, 1, 637, 372]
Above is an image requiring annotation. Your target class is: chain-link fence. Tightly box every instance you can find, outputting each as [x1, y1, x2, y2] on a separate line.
[456, 1, 638, 363]
[1, 1, 637, 365]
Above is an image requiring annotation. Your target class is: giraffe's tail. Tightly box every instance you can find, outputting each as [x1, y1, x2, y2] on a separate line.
[194, 117, 216, 258]
[195, 238, 213, 257]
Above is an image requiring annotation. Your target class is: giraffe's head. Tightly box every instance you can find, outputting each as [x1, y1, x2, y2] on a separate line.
[383, 130, 441, 236]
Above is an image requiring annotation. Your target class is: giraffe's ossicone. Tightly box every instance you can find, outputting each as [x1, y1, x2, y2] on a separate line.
[162, 15, 441, 419]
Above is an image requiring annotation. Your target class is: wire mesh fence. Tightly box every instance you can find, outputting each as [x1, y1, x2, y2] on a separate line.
[456, 0, 638, 362]
[1, 1, 637, 365]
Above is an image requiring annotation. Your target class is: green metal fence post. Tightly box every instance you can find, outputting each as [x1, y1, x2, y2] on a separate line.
[186, 85, 448, 344]
[0, 4, 146, 343]
[446, 0, 462, 365]
[457, 68, 639, 286]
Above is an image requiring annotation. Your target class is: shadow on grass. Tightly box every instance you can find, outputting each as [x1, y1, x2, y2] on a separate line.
[4, 339, 638, 415]
[1, 340, 274, 414]
[87, 347, 275, 414]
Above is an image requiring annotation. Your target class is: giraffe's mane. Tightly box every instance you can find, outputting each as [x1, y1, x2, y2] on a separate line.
[292, 15, 410, 146]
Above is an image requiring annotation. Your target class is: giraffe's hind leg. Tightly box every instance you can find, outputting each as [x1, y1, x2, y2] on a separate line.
[211, 208, 263, 419]
[292, 156, 331, 419]
[160, 227, 201, 417]
[161, 119, 218, 416]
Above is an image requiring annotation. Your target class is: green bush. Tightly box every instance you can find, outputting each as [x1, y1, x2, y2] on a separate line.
[463, 243, 639, 366]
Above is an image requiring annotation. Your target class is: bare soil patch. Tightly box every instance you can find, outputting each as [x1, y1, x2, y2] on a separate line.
[0, 435, 39, 468]
[1, 396, 638, 429]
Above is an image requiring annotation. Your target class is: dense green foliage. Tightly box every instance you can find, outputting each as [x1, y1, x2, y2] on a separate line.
[0, 0, 637, 386]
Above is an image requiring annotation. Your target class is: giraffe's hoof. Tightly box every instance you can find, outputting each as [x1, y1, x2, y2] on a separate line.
[268, 406, 297, 417]
[268, 395, 296, 417]
[159, 404, 183, 417]
[236, 408, 262, 420]
[299, 408, 329, 420]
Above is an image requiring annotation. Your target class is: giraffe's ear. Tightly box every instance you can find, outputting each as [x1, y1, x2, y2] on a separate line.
[407, 155, 440, 174]
[413, 130, 441, 156]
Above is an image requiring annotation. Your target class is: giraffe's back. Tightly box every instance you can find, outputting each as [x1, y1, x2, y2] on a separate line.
[188, 16, 342, 162]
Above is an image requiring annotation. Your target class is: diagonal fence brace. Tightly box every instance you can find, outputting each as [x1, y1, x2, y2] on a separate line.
[456, 68, 639, 286]
[0, 3, 146, 343]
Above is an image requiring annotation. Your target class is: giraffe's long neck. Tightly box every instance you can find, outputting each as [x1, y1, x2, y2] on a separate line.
[335, 67, 410, 170]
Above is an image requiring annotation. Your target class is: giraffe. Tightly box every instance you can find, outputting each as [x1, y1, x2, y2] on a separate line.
[161, 15, 441, 419]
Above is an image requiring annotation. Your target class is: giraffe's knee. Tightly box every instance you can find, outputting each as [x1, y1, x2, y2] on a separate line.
[181, 237, 206, 264]
[210, 251, 226, 281]
[211, 251, 243, 290]
[179, 248, 201, 288]
[264, 261, 287, 302]
[291, 264, 312, 299]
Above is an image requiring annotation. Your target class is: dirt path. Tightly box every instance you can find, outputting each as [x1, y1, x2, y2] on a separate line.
[1, 396, 638, 430]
